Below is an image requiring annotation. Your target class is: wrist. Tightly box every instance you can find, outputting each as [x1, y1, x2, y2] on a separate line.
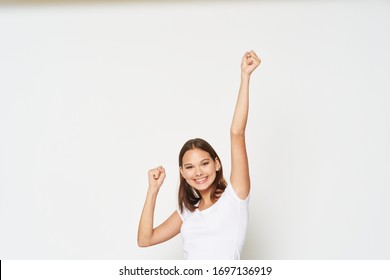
[147, 186, 159, 196]
[241, 72, 251, 81]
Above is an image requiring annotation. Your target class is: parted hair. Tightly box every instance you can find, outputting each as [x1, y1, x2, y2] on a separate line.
[178, 138, 227, 213]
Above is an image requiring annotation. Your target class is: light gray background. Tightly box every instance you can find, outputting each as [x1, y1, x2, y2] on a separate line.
[1, 0, 389, 259]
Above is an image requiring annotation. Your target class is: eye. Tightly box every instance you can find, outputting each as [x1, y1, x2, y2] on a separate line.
[202, 162, 209, 166]
[185, 166, 193, 170]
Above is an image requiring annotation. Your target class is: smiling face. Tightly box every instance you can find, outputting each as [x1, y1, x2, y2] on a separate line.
[180, 148, 221, 192]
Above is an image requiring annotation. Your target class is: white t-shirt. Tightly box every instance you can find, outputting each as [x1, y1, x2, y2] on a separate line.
[177, 183, 249, 260]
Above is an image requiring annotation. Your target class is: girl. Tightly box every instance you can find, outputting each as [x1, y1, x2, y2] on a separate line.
[138, 50, 261, 259]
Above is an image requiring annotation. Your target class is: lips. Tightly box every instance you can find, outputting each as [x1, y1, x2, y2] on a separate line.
[194, 177, 208, 184]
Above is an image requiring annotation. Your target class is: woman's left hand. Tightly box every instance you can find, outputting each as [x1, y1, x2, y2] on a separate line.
[241, 50, 261, 76]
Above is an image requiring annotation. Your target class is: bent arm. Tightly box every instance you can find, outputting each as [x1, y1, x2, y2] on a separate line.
[137, 189, 182, 247]
[138, 167, 182, 247]
[230, 51, 260, 199]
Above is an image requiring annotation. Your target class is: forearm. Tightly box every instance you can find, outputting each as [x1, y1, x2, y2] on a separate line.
[230, 73, 250, 136]
[137, 189, 158, 247]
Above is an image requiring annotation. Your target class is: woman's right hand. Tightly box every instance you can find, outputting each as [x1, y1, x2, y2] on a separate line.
[148, 166, 166, 193]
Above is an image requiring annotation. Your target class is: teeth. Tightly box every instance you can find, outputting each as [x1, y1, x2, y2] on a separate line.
[195, 177, 207, 183]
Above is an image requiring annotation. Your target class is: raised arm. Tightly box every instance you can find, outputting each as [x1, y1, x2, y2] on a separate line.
[137, 166, 182, 247]
[230, 50, 261, 199]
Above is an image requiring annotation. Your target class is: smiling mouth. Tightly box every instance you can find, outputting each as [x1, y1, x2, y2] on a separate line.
[194, 177, 208, 184]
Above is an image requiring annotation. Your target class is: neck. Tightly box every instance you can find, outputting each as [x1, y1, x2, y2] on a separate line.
[198, 189, 213, 206]
[199, 188, 211, 198]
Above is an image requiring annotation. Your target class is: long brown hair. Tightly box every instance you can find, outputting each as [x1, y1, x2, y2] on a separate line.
[178, 138, 227, 213]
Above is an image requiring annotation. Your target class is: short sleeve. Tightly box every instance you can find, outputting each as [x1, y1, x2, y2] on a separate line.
[225, 183, 250, 207]
[177, 205, 190, 221]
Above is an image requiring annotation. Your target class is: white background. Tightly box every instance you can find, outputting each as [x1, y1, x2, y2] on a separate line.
[3, 260, 390, 280]
[0, 0, 389, 259]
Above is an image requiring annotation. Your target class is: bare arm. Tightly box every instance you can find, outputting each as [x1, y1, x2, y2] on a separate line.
[230, 51, 261, 199]
[137, 166, 182, 247]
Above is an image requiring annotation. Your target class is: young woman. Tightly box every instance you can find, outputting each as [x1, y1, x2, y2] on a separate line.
[138, 50, 261, 259]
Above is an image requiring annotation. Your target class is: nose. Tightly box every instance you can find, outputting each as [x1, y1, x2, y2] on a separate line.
[195, 165, 204, 177]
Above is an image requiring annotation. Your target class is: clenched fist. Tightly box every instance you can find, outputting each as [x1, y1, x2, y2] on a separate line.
[241, 50, 261, 76]
[148, 166, 166, 193]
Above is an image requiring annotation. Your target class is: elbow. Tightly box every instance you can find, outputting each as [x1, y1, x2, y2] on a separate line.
[137, 238, 144, 247]
[137, 227, 155, 247]
[137, 239, 148, 248]
[230, 122, 246, 137]
[230, 128, 245, 138]
[137, 236, 151, 248]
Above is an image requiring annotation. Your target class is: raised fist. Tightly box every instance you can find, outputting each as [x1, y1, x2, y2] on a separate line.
[148, 166, 166, 192]
[241, 50, 261, 76]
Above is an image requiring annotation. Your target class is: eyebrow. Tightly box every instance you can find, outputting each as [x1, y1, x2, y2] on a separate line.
[183, 158, 210, 166]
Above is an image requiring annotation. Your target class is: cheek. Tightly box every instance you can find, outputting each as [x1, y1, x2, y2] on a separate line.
[210, 171, 217, 180]
[206, 164, 217, 174]
[182, 169, 192, 178]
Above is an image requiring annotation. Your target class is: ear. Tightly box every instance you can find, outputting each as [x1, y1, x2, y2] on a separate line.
[215, 157, 221, 171]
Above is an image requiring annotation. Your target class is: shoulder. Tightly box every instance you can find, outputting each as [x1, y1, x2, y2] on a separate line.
[177, 205, 192, 221]
[224, 182, 250, 206]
